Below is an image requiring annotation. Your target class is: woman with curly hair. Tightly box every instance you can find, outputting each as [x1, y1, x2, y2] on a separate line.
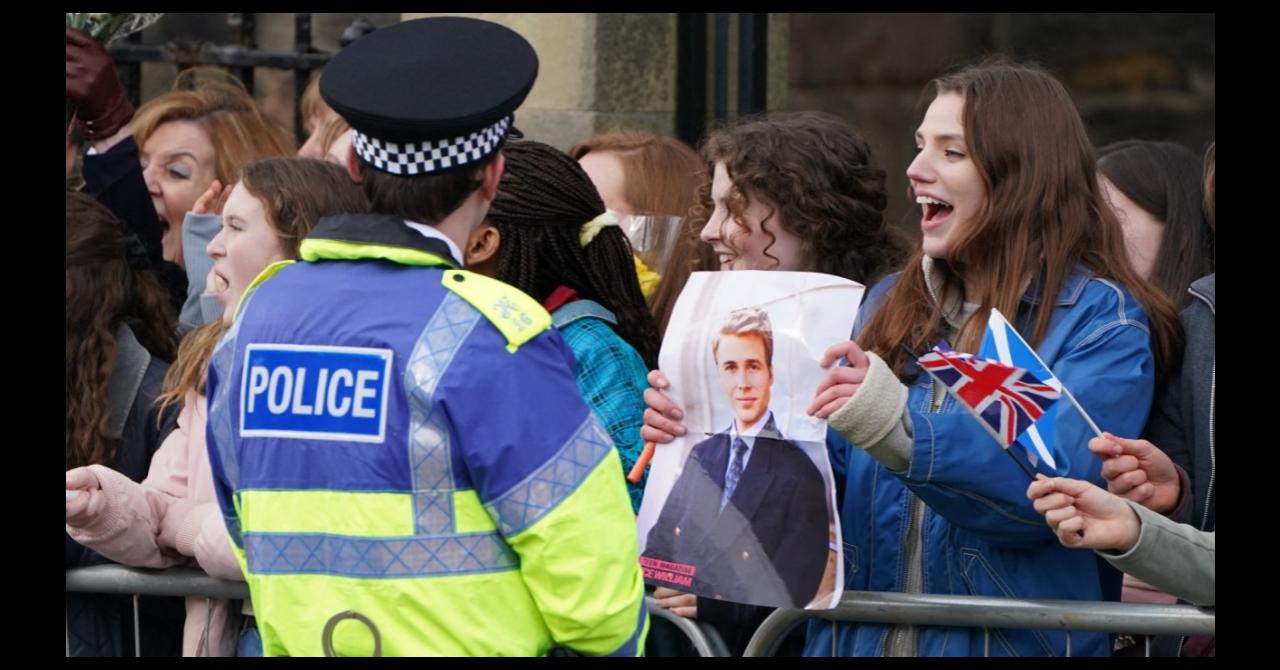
[644, 111, 909, 655]
[65, 190, 183, 656]
[695, 111, 909, 283]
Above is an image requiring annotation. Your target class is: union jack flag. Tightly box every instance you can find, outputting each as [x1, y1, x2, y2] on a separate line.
[917, 346, 1061, 451]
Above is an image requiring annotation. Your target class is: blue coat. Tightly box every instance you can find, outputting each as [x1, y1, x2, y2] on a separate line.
[805, 269, 1156, 657]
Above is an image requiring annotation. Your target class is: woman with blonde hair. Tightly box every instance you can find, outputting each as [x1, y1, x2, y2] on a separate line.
[296, 74, 352, 164]
[65, 43, 296, 329]
[66, 158, 368, 656]
[131, 68, 296, 330]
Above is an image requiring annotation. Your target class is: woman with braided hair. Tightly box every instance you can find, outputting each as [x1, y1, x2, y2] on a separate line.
[569, 129, 715, 338]
[462, 140, 659, 513]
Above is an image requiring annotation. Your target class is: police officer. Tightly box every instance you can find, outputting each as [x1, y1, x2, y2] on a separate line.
[205, 17, 648, 656]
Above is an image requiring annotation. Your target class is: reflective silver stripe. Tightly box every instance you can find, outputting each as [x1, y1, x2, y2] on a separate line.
[210, 311, 247, 499]
[485, 415, 614, 536]
[405, 293, 482, 535]
[243, 531, 518, 577]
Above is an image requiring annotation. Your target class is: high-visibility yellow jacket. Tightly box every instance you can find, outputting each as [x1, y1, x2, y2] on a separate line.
[205, 214, 648, 656]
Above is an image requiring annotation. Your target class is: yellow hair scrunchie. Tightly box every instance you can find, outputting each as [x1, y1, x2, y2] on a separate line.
[579, 209, 620, 248]
[633, 254, 661, 300]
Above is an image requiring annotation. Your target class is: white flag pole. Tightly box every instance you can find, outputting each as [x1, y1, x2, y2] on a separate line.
[990, 309, 1104, 439]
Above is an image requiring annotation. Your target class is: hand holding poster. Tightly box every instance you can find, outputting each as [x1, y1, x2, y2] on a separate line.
[636, 271, 863, 610]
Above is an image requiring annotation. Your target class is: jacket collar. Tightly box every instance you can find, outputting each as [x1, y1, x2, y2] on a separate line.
[106, 323, 150, 439]
[1188, 273, 1215, 314]
[551, 299, 617, 329]
[921, 255, 968, 330]
[305, 214, 461, 267]
[921, 255, 1093, 321]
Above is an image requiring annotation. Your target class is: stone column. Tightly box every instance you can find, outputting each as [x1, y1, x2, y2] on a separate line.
[403, 13, 790, 151]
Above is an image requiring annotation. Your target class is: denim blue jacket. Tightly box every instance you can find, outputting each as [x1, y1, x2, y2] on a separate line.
[805, 268, 1155, 657]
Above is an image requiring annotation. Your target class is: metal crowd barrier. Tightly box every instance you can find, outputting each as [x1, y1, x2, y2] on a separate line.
[65, 565, 248, 657]
[65, 565, 730, 657]
[643, 595, 730, 657]
[744, 590, 1215, 657]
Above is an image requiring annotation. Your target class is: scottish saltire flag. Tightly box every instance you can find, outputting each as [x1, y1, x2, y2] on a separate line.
[978, 309, 1063, 470]
[918, 347, 1061, 453]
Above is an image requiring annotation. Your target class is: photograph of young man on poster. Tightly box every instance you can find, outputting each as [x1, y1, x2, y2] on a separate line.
[643, 307, 829, 608]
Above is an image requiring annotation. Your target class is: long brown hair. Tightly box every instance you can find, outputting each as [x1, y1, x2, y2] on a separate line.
[1203, 142, 1215, 232]
[156, 158, 369, 417]
[569, 129, 703, 217]
[687, 112, 909, 283]
[133, 67, 295, 187]
[859, 59, 1181, 379]
[1098, 140, 1213, 309]
[569, 129, 716, 337]
[67, 192, 178, 469]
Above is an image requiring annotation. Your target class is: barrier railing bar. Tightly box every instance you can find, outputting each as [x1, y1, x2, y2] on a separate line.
[66, 565, 250, 600]
[132, 593, 141, 657]
[644, 596, 729, 657]
[67, 568, 728, 657]
[744, 590, 1214, 657]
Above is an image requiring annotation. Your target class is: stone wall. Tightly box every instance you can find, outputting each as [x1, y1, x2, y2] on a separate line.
[788, 13, 1216, 237]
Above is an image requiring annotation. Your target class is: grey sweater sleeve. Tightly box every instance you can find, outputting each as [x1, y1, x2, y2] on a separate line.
[1099, 501, 1215, 607]
[179, 212, 224, 332]
[827, 352, 913, 472]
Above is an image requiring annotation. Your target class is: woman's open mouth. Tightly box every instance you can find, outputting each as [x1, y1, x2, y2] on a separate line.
[917, 195, 954, 230]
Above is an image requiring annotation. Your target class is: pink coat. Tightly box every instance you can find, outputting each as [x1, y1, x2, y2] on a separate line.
[66, 391, 244, 657]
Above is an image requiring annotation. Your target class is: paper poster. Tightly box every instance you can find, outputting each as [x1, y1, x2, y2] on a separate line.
[637, 271, 863, 610]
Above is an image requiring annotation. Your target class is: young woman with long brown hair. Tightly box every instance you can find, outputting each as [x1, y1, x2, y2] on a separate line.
[810, 59, 1180, 657]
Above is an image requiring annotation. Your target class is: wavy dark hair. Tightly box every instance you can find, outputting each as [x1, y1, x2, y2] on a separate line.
[1098, 139, 1213, 309]
[687, 111, 909, 283]
[858, 59, 1181, 380]
[486, 140, 660, 369]
[66, 192, 178, 469]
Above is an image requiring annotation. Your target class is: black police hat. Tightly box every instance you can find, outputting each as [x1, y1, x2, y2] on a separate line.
[320, 16, 538, 176]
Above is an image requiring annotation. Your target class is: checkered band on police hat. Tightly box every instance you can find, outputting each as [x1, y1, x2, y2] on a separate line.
[352, 116, 512, 176]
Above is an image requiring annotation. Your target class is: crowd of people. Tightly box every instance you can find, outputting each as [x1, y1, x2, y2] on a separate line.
[66, 16, 1214, 657]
